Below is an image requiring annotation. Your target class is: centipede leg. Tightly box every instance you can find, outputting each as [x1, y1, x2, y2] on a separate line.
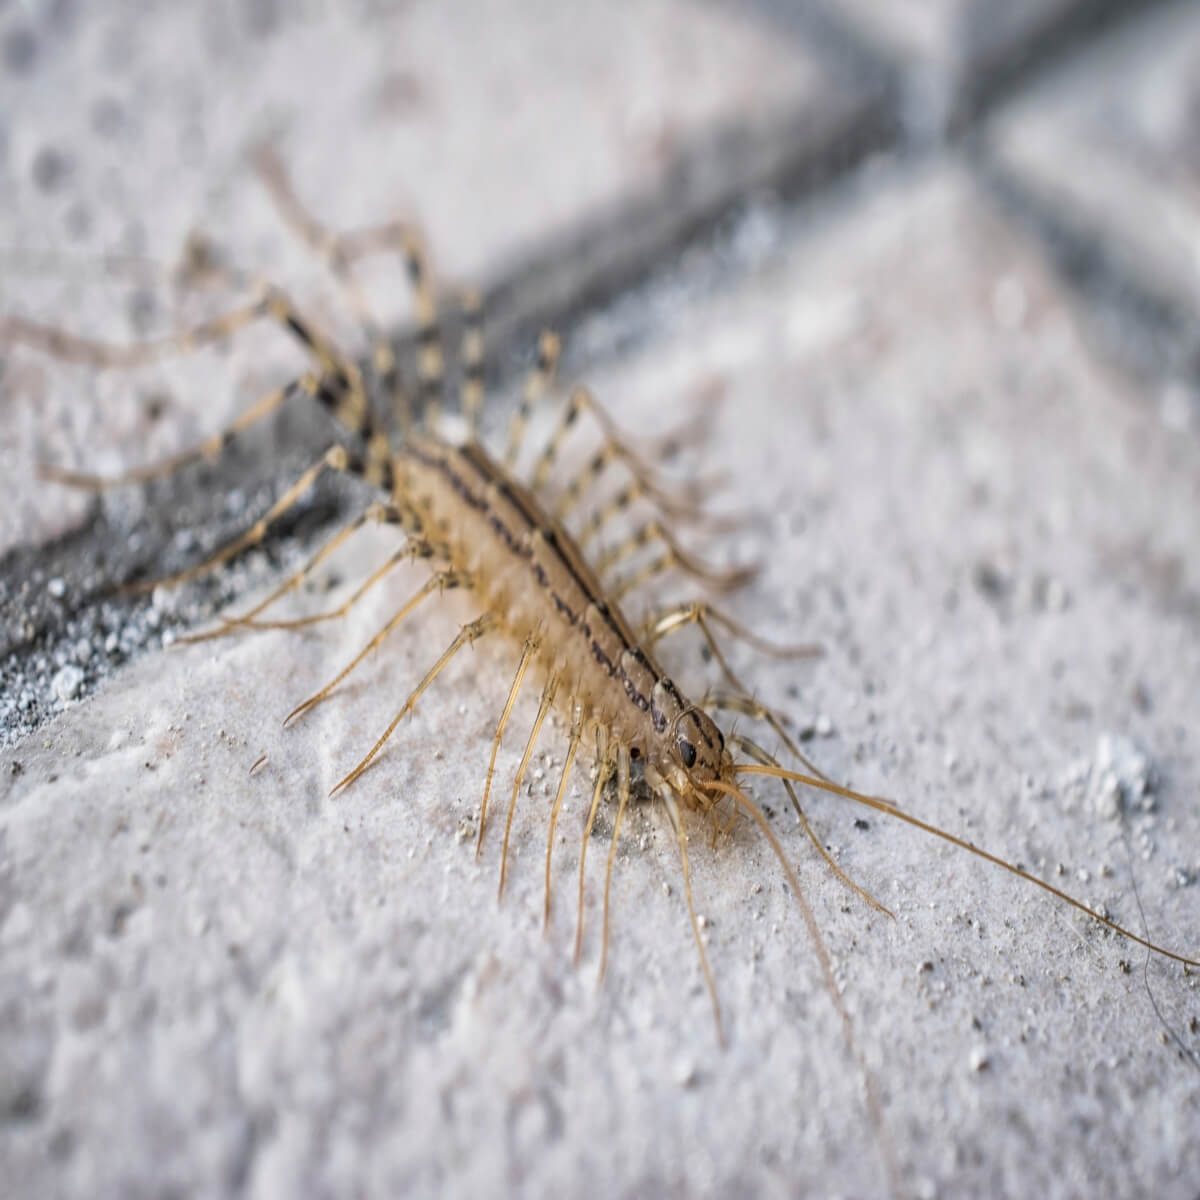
[329, 613, 495, 796]
[574, 739, 614, 965]
[12, 286, 376, 479]
[119, 444, 366, 594]
[503, 331, 561, 468]
[254, 146, 443, 431]
[598, 744, 632, 984]
[568, 470, 742, 551]
[544, 709, 584, 929]
[179, 501, 411, 641]
[457, 288, 485, 436]
[238, 539, 438, 633]
[498, 674, 559, 900]
[707, 777, 895, 1182]
[476, 634, 541, 858]
[644, 601, 822, 667]
[550, 385, 729, 524]
[605, 520, 756, 601]
[728, 732, 893, 919]
[284, 568, 468, 726]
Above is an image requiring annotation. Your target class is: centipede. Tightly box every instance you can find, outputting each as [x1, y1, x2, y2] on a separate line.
[5, 153, 1198, 1188]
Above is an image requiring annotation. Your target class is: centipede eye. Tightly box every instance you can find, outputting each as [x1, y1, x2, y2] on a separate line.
[677, 736, 697, 769]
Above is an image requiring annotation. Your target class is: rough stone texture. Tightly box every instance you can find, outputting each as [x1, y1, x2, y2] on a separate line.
[0, 0, 867, 558]
[987, 0, 1200, 322]
[3, 162, 1199, 1199]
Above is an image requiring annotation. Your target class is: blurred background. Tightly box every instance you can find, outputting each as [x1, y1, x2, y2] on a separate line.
[2, 2, 1199, 1198]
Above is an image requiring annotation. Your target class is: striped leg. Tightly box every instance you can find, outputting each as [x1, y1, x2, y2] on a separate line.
[598, 744, 633, 983]
[601, 520, 756, 600]
[575, 735, 614, 964]
[283, 568, 470, 726]
[549, 386, 727, 523]
[499, 674, 559, 900]
[124, 444, 361, 594]
[503, 331, 561, 468]
[15, 286, 381, 520]
[544, 707, 584, 928]
[330, 613, 495, 796]
[458, 288, 486, 436]
[477, 633, 541, 857]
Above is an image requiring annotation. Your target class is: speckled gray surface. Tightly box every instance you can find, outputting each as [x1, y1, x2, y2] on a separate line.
[4, 157, 1200, 1197]
[3, 4, 1200, 1200]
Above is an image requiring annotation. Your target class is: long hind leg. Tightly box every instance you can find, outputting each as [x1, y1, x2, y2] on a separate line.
[254, 146, 446, 432]
[330, 613, 495, 796]
[9, 284, 374, 468]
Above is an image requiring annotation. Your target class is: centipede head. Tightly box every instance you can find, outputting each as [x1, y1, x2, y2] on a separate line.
[664, 709, 736, 807]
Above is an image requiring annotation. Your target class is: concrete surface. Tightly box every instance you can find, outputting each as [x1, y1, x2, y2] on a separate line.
[987, 1, 1200, 319]
[786, 0, 1143, 133]
[3, 2, 1200, 1199]
[1, 0, 865, 557]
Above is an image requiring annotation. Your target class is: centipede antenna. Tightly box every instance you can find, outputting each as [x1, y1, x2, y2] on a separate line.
[728, 733, 893, 919]
[735, 763, 1200, 969]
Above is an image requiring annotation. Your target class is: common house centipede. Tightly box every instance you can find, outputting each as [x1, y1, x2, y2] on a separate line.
[5, 154, 1198, 1194]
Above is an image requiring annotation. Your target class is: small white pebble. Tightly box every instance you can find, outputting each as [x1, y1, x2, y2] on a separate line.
[674, 1057, 698, 1088]
[968, 1046, 990, 1073]
[47, 577, 66, 599]
[815, 714, 833, 737]
[51, 664, 84, 704]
